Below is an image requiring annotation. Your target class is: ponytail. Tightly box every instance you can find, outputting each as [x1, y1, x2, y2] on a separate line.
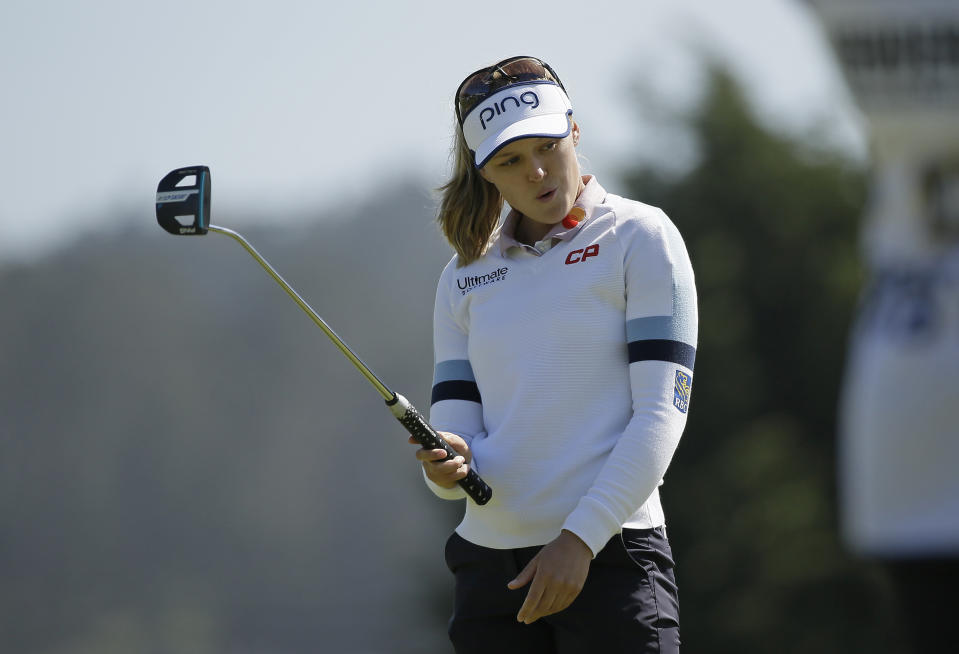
[437, 125, 503, 266]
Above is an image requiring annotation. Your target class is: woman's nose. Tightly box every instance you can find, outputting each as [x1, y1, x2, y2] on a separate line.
[528, 163, 546, 182]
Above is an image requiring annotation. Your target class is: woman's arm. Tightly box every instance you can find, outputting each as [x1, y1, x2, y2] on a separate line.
[411, 259, 487, 500]
[563, 209, 699, 556]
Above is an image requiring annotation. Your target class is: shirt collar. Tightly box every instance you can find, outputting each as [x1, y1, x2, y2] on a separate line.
[493, 175, 608, 256]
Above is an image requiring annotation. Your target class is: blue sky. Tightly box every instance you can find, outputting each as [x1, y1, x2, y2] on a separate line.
[0, 0, 864, 261]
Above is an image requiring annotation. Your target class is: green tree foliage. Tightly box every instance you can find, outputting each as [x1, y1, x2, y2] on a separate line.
[623, 70, 906, 653]
[0, 185, 459, 654]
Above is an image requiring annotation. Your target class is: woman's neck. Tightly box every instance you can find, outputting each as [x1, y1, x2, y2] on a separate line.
[515, 215, 554, 246]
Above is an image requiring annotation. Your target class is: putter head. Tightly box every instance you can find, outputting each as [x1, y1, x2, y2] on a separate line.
[156, 166, 211, 235]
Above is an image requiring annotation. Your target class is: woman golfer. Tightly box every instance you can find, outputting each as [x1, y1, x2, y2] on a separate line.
[410, 56, 697, 653]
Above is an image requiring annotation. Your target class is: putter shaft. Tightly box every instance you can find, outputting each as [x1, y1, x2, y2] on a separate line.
[157, 166, 492, 503]
[208, 224, 394, 400]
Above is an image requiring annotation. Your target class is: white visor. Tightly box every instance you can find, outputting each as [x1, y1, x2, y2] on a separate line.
[462, 82, 573, 168]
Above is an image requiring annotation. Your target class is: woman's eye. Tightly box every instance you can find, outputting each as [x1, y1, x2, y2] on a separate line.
[500, 157, 519, 167]
[543, 141, 558, 151]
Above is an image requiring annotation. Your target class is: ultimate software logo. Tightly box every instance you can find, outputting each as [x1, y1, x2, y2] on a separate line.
[457, 267, 509, 295]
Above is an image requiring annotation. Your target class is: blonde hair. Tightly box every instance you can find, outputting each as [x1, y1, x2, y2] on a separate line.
[436, 124, 503, 266]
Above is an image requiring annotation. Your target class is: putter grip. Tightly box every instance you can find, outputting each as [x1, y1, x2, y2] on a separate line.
[387, 393, 492, 505]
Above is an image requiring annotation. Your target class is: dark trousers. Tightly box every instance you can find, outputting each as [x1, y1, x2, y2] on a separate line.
[444, 527, 680, 654]
[884, 557, 959, 653]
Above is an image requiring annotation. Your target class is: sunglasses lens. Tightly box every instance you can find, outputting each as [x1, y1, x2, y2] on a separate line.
[457, 93, 486, 120]
[460, 72, 492, 98]
[456, 57, 560, 121]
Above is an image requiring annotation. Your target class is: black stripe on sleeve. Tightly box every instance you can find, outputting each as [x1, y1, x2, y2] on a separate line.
[431, 380, 482, 405]
[627, 339, 696, 370]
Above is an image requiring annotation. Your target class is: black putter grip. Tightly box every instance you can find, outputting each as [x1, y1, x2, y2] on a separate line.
[387, 393, 492, 505]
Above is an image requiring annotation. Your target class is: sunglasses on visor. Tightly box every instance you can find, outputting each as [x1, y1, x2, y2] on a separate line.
[455, 56, 566, 125]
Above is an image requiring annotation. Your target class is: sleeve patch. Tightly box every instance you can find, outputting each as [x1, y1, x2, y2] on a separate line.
[673, 370, 692, 414]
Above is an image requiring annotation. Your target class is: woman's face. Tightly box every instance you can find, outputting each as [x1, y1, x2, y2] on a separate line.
[479, 123, 583, 227]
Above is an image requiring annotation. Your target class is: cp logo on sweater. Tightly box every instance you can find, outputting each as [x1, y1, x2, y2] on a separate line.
[565, 244, 599, 265]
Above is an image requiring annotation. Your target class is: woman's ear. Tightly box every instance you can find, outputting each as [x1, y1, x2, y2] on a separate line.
[572, 121, 581, 147]
[478, 166, 490, 182]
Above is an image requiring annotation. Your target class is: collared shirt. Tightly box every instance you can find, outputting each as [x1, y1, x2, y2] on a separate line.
[492, 175, 605, 257]
[426, 176, 698, 556]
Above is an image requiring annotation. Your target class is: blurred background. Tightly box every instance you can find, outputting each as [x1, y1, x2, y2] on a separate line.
[1, 1, 956, 652]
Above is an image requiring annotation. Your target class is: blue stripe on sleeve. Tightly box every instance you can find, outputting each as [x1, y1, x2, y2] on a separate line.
[626, 316, 695, 345]
[433, 359, 476, 384]
[431, 359, 481, 405]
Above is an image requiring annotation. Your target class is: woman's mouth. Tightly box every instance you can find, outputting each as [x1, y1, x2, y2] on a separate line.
[537, 188, 557, 202]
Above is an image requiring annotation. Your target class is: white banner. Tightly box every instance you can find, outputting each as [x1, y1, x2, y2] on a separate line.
[813, 0, 959, 556]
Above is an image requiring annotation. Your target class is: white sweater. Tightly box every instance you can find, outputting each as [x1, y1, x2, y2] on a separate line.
[427, 177, 698, 556]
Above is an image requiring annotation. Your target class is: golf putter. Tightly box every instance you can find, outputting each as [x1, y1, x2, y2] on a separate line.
[156, 165, 492, 505]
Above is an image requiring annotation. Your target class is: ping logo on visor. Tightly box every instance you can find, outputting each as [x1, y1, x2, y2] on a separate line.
[462, 82, 573, 168]
[477, 89, 541, 130]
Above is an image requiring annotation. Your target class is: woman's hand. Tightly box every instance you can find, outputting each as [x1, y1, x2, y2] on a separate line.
[408, 431, 471, 489]
[508, 530, 592, 623]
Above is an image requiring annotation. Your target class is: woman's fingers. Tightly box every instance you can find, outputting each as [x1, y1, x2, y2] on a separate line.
[510, 532, 592, 623]
[440, 432, 470, 458]
[415, 447, 456, 463]
[407, 432, 471, 488]
[419, 450, 468, 486]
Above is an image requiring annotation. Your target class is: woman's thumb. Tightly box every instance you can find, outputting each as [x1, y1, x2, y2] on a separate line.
[507, 559, 537, 590]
